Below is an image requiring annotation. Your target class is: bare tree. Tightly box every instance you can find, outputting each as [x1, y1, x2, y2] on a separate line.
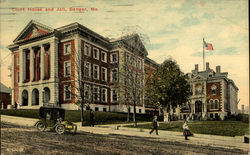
[59, 39, 90, 126]
[115, 29, 150, 127]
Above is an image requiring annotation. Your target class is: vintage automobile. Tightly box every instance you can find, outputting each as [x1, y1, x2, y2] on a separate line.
[34, 106, 77, 134]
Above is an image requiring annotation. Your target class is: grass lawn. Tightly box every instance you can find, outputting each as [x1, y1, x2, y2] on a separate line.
[1, 109, 152, 125]
[130, 121, 249, 137]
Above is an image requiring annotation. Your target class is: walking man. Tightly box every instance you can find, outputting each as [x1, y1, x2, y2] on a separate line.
[149, 115, 159, 135]
[89, 109, 94, 127]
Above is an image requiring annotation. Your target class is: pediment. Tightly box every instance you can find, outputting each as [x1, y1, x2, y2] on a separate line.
[14, 20, 54, 43]
[192, 74, 206, 81]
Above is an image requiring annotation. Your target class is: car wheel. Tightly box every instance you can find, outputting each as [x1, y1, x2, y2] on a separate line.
[55, 124, 65, 134]
[36, 122, 46, 132]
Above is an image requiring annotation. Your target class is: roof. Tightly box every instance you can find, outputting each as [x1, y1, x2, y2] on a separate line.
[0, 83, 11, 94]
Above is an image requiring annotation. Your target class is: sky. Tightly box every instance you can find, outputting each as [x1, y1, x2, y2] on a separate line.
[0, 0, 249, 109]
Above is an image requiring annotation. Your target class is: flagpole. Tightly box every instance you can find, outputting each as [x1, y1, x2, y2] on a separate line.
[203, 38, 205, 70]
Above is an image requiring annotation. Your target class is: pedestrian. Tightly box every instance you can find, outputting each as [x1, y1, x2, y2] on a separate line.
[149, 115, 159, 135]
[89, 109, 94, 127]
[183, 119, 191, 140]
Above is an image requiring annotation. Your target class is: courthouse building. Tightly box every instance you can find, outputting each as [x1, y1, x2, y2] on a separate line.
[8, 20, 152, 113]
[177, 63, 238, 120]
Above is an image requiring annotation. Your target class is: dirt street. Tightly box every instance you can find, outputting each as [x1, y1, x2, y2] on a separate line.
[1, 122, 247, 155]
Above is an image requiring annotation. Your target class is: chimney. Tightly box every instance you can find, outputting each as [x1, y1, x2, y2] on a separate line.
[216, 65, 221, 73]
[206, 62, 210, 70]
[195, 64, 198, 71]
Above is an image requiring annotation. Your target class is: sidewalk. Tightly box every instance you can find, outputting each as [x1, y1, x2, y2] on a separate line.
[1, 115, 249, 152]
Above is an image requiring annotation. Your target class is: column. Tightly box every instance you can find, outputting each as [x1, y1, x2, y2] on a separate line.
[41, 45, 45, 80]
[50, 37, 59, 105]
[75, 35, 81, 98]
[50, 38, 59, 81]
[30, 48, 34, 82]
[11, 54, 15, 106]
[19, 49, 24, 84]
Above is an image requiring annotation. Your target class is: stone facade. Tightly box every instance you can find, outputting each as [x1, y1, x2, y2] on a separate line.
[176, 63, 238, 120]
[8, 20, 149, 113]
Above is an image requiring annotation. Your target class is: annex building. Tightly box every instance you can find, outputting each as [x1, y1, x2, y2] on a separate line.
[8, 20, 155, 113]
[176, 63, 238, 120]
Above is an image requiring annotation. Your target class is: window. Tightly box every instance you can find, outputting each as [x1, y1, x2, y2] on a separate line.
[210, 114, 213, 118]
[102, 67, 107, 81]
[103, 108, 107, 112]
[64, 43, 71, 55]
[111, 53, 117, 63]
[17, 56, 19, 65]
[111, 68, 118, 82]
[84, 44, 91, 56]
[214, 100, 219, 109]
[139, 109, 141, 113]
[93, 65, 99, 80]
[95, 107, 99, 111]
[93, 86, 99, 101]
[64, 84, 71, 100]
[101, 52, 107, 62]
[64, 61, 71, 77]
[130, 56, 135, 66]
[84, 84, 91, 100]
[126, 54, 130, 63]
[209, 100, 213, 109]
[84, 62, 91, 78]
[112, 89, 118, 102]
[137, 60, 141, 69]
[195, 85, 202, 95]
[211, 85, 217, 95]
[93, 48, 99, 59]
[17, 71, 20, 82]
[102, 88, 107, 102]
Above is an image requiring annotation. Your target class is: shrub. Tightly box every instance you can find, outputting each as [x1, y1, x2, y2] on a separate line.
[1, 109, 153, 125]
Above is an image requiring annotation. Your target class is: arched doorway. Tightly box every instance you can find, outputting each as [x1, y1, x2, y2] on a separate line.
[195, 100, 202, 120]
[43, 87, 50, 103]
[32, 89, 39, 105]
[22, 90, 28, 106]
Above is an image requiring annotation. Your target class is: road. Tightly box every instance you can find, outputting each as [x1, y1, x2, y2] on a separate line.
[1, 122, 247, 155]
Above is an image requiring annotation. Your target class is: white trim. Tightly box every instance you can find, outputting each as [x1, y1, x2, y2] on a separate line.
[64, 84, 71, 101]
[111, 68, 118, 82]
[111, 88, 118, 103]
[84, 61, 91, 78]
[80, 37, 109, 51]
[93, 64, 99, 80]
[111, 53, 118, 63]
[64, 60, 71, 77]
[63, 42, 71, 55]
[84, 44, 91, 57]
[93, 86, 100, 101]
[93, 48, 99, 60]
[101, 67, 107, 82]
[101, 51, 107, 63]
[102, 88, 107, 103]
[84, 84, 91, 101]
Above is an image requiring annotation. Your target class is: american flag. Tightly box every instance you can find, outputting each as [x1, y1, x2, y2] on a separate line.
[204, 40, 214, 50]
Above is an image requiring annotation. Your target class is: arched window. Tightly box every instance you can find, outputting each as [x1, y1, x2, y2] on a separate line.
[22, 90, 28, 106]
[209, 100, 213, 109]
[43, 87, 50, 103]
[32, 89, 39, 105]
[214, 100, 219, 109]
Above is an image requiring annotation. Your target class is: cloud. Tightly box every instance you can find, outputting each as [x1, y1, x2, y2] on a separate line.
[202, 12, 214, 19]
[181, 16, 200, 27]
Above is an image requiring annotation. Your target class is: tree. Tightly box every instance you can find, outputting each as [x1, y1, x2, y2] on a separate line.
[58, 37, 89, 126]
[148, 58, 192, 121]
[115, 31, 149, 127]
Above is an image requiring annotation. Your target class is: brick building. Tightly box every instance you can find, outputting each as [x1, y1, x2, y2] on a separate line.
[8, 20, 152, 113]
[176, 63, 238, 120]
[0, 82, 11, 109]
